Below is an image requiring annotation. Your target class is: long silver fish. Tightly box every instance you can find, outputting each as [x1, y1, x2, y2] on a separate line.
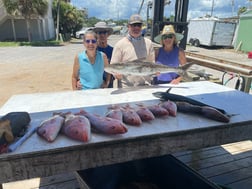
[105, 61, 194, 77]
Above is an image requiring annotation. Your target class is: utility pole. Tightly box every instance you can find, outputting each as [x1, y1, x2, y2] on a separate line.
[231, 0, 234, 16]
[211, 0, 215, 17]
[56, 0, 60, 41]
[138, 0, 144, 14]
[147, 1, 152, 31]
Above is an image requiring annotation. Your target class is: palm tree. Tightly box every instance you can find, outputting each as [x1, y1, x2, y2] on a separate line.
[3, 0, 48, 42]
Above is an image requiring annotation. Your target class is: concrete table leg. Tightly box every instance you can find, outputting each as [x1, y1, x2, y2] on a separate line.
[243, 77, 252, 93]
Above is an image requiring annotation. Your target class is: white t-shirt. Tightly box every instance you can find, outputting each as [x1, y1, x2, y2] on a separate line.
[111, 36, 155, 88]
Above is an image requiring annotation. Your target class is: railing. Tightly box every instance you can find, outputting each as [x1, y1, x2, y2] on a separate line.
[186, 51, 252, 93]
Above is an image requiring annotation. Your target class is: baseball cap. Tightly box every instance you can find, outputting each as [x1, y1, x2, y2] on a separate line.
[128, 14, 143, 24]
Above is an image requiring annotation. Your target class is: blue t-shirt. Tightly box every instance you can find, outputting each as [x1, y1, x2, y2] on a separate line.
[78, 51, 104, 90]
[155, 46, 180, 83]
[97, 45, 113, 61]
[98, 45, 114, 88]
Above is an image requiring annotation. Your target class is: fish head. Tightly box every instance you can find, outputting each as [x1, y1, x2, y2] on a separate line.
[105, 64, 127, 74]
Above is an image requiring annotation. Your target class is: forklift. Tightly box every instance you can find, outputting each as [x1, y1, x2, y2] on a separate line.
[149, 0, 189, 50]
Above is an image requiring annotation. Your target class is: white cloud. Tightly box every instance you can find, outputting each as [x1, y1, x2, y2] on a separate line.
[188, 0, 250, 19]
[72, 0, 145, 20]
[71, 0, 250, 21]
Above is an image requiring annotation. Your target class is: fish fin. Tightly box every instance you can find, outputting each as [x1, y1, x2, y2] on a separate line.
[180, 62, 194, 71]
[179, 63, 195, 81]
[166, 88, 172, 93]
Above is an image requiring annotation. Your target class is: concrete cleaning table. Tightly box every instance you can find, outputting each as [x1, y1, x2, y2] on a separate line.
[1, 81, 252, 185]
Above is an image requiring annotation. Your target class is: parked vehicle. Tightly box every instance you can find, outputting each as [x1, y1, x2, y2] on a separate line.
[120, 26, 128, 36]
[187, 17, 237, 47]
[75, 27, 94, 39]
[112, 26, 122, 34]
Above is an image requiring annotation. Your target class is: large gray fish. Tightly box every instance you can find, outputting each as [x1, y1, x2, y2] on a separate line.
[105, 61, 194, 77]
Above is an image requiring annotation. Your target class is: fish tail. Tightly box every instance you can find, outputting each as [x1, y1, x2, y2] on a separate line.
[181, 62, 194, 71]
[180, 63, 194, 81]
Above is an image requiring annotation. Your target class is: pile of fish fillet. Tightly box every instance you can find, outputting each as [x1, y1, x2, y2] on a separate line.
[37, 100, 176, 143]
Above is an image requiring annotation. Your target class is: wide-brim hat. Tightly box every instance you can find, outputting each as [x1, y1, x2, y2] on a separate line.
[154, 25, 184, 44]
[93, 21, 113, 35]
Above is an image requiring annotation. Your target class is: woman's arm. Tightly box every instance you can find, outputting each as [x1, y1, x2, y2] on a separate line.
[170, 48, 187, 84]
[72, 55, 80, 90]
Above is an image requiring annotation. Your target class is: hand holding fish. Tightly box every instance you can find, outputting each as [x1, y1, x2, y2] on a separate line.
[170, 77, 181, 84]
[112, 73, 123, 80]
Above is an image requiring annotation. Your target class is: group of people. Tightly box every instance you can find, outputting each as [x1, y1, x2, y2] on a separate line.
[72, 14, 187, 90]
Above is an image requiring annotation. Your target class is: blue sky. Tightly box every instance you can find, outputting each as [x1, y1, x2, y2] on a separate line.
[71, 0, 251, 20]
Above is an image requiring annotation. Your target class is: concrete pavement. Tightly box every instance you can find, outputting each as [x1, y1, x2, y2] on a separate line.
[0, 35, 122, 65]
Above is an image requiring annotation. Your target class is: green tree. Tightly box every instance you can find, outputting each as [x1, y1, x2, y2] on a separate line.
[3, 0, 48, 42]
[85, 16, 100, 27]
[52, 0, 84, 39]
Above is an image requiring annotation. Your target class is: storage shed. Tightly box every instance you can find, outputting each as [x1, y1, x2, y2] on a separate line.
[234, 10, 252, 52]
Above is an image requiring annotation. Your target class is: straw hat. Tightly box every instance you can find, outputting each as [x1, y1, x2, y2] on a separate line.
[154, 25, 184, 44]
[93, 22, 113, 35]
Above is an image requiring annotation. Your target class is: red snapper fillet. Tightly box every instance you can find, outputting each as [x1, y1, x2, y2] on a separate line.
[105, 105, 123, 121]
[135, 104, 155, 121]
[147, 104, 169, 117]
[62, 113, 91, 142]
[159, 100, 177, 117]
[121, 104, 142, 126]
[37, 115, 64, 142]
[77, 109, 128, 134]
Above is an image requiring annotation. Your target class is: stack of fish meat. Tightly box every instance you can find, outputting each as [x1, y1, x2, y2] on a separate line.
[76, 109, 127, 134]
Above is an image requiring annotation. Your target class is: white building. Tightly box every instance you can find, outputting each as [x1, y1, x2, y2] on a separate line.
[0, 0, 55, 41]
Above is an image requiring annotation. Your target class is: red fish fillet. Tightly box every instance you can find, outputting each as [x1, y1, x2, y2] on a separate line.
[159, 100, 177, 117]
[121, 104, 142, 126]
[37, 115, 64, 142]
[147, 104, 169, 117]
[105, 105, 123, 121]
[77, 110, 128, 134]
[62, 114, 91, 142]
[135, 105, 155, 121]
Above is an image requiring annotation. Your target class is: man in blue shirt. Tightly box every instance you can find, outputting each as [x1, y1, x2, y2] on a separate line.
[93, 22, 114, 88]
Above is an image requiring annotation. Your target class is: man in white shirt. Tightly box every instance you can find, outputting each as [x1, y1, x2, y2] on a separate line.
[110, 14, 155, 88]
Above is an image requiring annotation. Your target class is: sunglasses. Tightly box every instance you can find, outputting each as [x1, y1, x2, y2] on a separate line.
[85, 39, 97, 44]
[162, 34, 174, 40]
[130, 23, 142, 27]
[97, 31, 108, 35]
